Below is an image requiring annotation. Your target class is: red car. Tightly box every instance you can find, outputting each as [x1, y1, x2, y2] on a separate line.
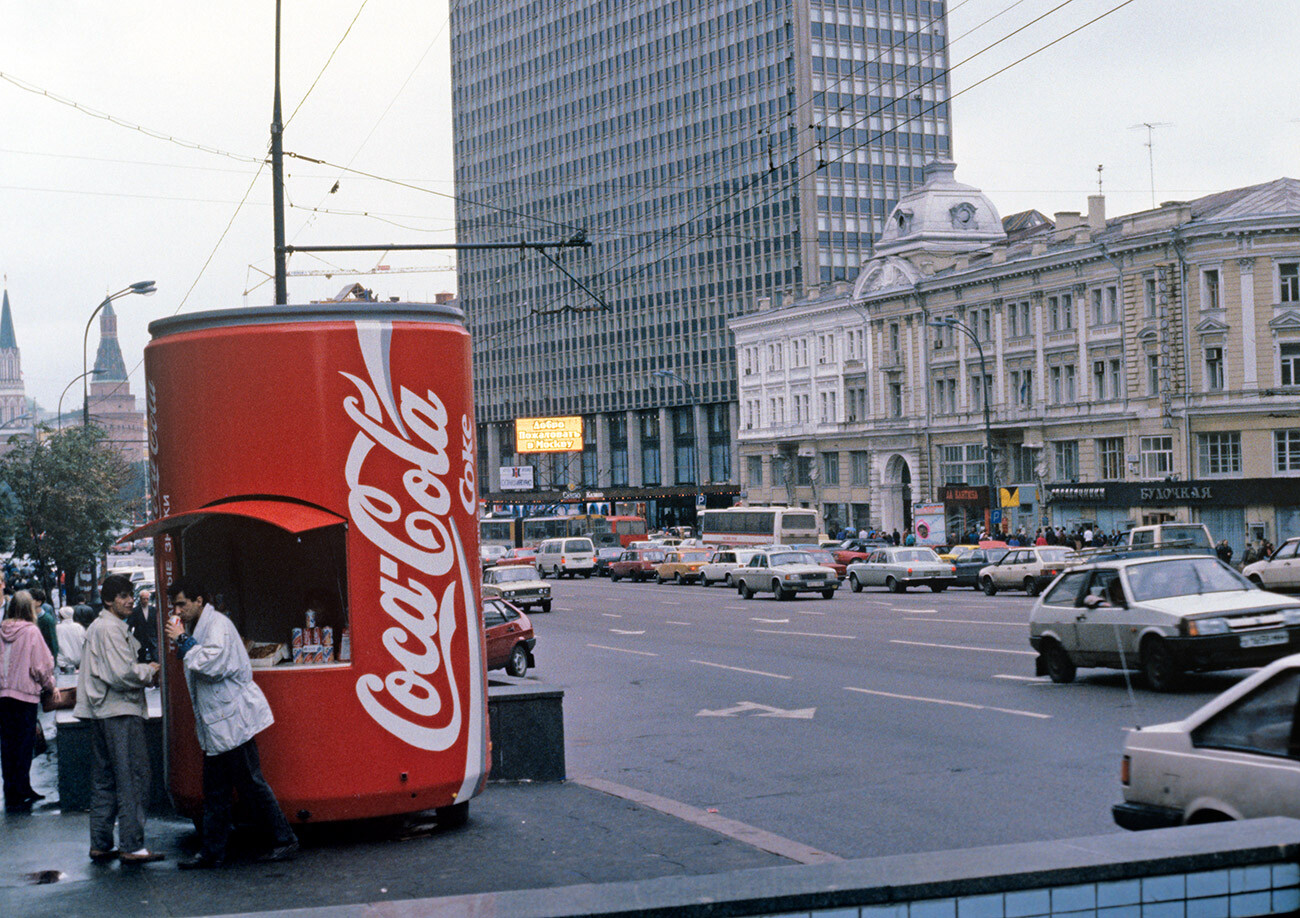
[496, 547, 537, 568]
[805, 548, 847, 579]
[831, 538, 890, 566]
[608, 548, 667, 582]
[482, 598, 536, 678]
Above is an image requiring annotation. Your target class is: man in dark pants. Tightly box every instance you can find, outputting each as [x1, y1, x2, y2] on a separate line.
[164, 577, 297, 869]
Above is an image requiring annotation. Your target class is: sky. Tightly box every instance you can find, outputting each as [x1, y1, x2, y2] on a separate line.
[1, 0, 1297, 413]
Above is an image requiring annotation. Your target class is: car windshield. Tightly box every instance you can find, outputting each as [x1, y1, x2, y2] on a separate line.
[1125, 557, 1252, 601]
[1037, 549, 1072, 561]
[492, 567, 536, 582]
[1159, 525, 1213, 549]
[985, 548, 1009, 563]
[770, 551, 814, 566]
[894, 549, 939, 562]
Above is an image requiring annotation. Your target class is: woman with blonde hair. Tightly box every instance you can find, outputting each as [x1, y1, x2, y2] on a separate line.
[0, 590, 59, 811]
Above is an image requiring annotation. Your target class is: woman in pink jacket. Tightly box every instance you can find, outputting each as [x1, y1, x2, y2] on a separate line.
[0, 590, 59, 812]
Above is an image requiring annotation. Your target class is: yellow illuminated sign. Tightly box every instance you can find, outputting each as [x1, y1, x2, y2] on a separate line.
[515, 416, 584, 453]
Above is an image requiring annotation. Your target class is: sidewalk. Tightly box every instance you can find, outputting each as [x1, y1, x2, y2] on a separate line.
[2, 721, 791, 918]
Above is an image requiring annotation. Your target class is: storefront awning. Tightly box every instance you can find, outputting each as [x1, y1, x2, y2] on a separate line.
[120, 500, 347, 542]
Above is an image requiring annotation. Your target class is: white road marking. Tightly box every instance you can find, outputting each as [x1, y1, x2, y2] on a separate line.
[843, 686, 1051, 720]
[586, 643, 658, 657]
[609, 628, 646, 635]
[573, 776, 840, 865]
[993, 674, 1047, 682]
[890, 639, 1035, 656]
[795, 610, 827, 616]
[750, 617, 790, 623]
[724, 605, 749, 611]
[697, 701, 815, 719]
[892, 608, 936, 613]
[665, 620, 691, 626]
[691, 660, 792, 680]
[755, 629, 855, 640]
[904, 618, 1023, 627]
[601, 613, 623, 618]
[661, 601, 684, 606]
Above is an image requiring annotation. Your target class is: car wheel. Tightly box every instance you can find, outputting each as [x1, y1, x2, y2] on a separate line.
[723, 573, 733, 587]
[886, 576, 903, 594]
[981, 577, 998, 596]
[1042, 640, 1076, 684]
[540, 600, 551, 613]
[1023, 578, 1041, 597]
[538, 568, 548, 579]
[929, 584, 946, 593]
[436, 801, 470, 829]
[675, 572, 685, 585]
[583, 571, 592, 578]
[740, 581, 754, 600]
[1141, 637, 1182, 692]
[1248, 575, 1263, 586]
[850, 573, 863, 593]
[611, 571, 621, 582]
[506, 643, 530, 677]
[821, 588, 835, 600]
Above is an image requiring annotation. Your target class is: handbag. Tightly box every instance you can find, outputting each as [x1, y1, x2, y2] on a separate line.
[41, 685, 75, 712]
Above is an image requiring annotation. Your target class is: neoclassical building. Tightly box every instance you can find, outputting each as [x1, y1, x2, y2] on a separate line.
[732, 161, 1300, 556]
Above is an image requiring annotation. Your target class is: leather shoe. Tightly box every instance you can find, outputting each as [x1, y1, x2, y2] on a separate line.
[88, 849, 120, 863]
[256, 840, 299, 863]
[178, 854, 224, 870]
[119, 851, 166, 864]
[24, 791, 46, 802]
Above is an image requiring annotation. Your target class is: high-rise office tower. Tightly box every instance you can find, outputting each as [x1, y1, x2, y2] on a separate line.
[451, 0, 952, 523]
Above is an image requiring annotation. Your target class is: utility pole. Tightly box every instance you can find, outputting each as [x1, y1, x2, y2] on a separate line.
[271, 0, 289, 305]
[1130, 122, 1171, 209]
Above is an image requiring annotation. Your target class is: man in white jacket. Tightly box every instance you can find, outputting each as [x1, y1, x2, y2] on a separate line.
[164, 577, 297, 869]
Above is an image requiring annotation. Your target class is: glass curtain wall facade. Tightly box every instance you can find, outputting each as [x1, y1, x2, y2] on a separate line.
[451, 0, 952, 513]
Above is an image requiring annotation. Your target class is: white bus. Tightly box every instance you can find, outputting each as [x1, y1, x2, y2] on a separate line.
[699, 506, 823, 547]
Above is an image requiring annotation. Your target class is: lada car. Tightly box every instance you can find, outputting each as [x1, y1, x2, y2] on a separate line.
[496, 547, 537, 568]
[1125, 522, 1214, 555]
[1114, 653, 1300, 829]
[654, 550, 713, 584]
[480, 544, 508, 570]
[831, 538, 890, 566]
[1029, 554, 1300, 691]
[594, 546, 625, 577]
[699, 548, 758, 586]
[482, 598, 536, 678]
[1243, 537, 1300, 591]
[609, 548, 667, 582]
[939, 540, 1008, 562]
[482, 564, 551, 613]
[978, 546, 1074, 596]
[952, 546, 1009, 589]
[846, 546, 955, 593]
[733, 549, 838, 600]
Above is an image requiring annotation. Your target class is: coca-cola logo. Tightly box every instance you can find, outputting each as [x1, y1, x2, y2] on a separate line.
[342, 322, 481, 753]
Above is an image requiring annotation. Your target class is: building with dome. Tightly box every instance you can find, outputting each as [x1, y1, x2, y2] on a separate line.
[731, 162, 1300, 556]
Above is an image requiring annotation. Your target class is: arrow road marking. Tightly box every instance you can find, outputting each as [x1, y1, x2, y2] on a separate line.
[750, 617, 790, 623]
[609, 629, 646, 635]
[890, 639, 1035, 656]
[697, 701, 815, 719]
[844, 686, 1050, 720]
[691, 660, 792, 680]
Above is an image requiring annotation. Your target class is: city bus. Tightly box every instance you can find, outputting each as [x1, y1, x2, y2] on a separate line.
[583, 514, 648, 548]
[479, 517, 519, 550]
[699, 506, 823, 547]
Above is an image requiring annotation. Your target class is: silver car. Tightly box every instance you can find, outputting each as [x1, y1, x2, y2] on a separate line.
[1029, 554, 1300, 691]
[1243, 537, 1300, 591]
[846, 547, 956, 593]
[733, 550, 838, 600]
[482, 564, 552, 613]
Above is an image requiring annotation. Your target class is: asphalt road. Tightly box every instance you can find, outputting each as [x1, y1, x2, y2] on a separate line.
[531, 572, 1248, 860]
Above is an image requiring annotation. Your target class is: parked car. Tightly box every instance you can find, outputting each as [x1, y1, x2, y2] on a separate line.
[655, 550, 713, 584]
[979, 547, 1075, 596]
[497, 547, 537, 568]
[482, 597, 536, 678]
[482, 565, 551, 613]
[1242, 537, 1300, 591]
[846, 547, 955, 593]
[480, 544, 508, 570]
[1114, 653, 1300, 829]
[609, 548, 667, 582]
[594, 546, 625, 577]
[952, 547, 1009, 589]
[1029, 554, 1300, 691]
[535, 537, 596, 578]
[733, 549, 838, 600]
[699, 548, 759, 586]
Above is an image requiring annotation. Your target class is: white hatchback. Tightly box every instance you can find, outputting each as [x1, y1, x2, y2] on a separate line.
[699, 548, 759, 587]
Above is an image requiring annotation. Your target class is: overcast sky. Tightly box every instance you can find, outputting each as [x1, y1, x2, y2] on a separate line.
[1, 0, 1296, 413]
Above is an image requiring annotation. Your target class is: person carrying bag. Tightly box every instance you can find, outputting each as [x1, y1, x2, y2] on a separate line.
[0, 590, 59, 812]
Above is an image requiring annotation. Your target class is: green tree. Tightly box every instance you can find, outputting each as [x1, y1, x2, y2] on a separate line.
[0, 425, 131, 597]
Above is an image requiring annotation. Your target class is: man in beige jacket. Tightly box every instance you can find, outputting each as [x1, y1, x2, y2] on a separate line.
[74, 574, 163, 864]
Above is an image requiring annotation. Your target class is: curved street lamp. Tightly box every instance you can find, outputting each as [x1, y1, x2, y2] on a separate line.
[59, 370, 100, 430]
[929, 316, 999, 533]
[83, 281, 156, 428]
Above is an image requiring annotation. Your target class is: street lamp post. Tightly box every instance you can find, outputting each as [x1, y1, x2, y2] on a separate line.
[83, 281, 156, 429]
[652, 368, 701, 481]
[929, 316, 998, 534]
[58, 371, 99, 430]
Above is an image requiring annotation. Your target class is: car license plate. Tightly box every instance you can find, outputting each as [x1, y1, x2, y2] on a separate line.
[1240, 630, 1289, 648]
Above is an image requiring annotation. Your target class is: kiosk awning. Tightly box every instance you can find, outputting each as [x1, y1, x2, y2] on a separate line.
[120, 500, 347, 542]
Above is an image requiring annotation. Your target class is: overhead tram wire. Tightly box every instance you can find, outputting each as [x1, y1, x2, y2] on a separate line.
[586, 0, 1094, 293]
[598, 0, 1143, 295]
[283, 0, 374, 129]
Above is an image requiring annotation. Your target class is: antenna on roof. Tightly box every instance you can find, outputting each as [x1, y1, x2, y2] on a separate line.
[1129, 122, 1172, 208]
[1096, 164, 1104, 195]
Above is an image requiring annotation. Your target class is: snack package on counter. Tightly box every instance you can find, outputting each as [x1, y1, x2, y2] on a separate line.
[321, 626, 334, 664]
[291, 627, 304, 664]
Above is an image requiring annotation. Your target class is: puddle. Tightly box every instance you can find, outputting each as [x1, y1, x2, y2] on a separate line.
[27, 870, 64, 885]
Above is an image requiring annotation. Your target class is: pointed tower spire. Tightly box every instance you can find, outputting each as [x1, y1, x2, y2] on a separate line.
[0, 289, 17, 350]
[92, 300, 129, 382]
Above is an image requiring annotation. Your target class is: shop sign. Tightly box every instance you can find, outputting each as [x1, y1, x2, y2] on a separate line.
[499, 466, 534, 491]
[941, 485, 987, 504]
[515, 415, 583, 453]
[1047, 479, 1300, 507]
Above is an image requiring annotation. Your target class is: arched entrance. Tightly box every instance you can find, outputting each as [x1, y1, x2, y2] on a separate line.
[882, 454, 913, 536]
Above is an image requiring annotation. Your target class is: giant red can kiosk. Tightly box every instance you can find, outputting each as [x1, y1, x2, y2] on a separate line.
[128, 302, 489, 823]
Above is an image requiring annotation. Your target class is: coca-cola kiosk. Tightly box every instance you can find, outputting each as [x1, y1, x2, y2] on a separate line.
[127, 302, 489, 823]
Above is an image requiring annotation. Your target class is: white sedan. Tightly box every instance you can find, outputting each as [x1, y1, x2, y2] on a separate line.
[699, 548, 758, 586]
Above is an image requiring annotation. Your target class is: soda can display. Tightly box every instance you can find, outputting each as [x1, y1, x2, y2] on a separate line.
[291, 628, 304, 665]
[321, 626, 334, 664]
[129, 302, 489, 823]
[305, 609, 318, 629]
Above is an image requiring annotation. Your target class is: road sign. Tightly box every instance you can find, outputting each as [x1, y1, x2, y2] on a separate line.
[991, 508, 1003, 526]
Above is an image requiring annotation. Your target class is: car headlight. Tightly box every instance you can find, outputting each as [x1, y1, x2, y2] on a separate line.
[503, 589, 517, 597]
[1281, 609, 1300, 626]
[1188, 618, 1230, 636]
[541, 587, 550, 596]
